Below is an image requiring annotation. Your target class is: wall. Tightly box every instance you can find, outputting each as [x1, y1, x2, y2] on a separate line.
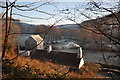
[32, 50, 81, 67]
[25, 37, 36, 50]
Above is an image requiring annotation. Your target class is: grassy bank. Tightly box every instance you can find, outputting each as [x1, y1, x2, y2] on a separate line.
[2, 52, 100, 79]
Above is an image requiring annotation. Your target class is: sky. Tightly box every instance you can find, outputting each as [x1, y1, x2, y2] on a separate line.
[0, 0, 119, 25]
[5, 0, 120, 2]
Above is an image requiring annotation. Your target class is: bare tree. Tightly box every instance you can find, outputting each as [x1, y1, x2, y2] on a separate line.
[1, 0, 62, 60]
[54, 0, 120, 78]
[57, 0, 120, 55]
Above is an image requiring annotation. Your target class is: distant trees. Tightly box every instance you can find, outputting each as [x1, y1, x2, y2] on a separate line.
[35, 25, 62, 43]
[50, 27, 61, 42]
[58, 0, 120, 51]
[0, 0, 61, 60]
[54, 2, 120, 75]
[35, 25, 47, 34]
[58, 1, 120, 77]
[82, 1, 120, 53]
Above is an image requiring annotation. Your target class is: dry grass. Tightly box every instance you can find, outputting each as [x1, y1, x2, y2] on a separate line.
[1, 20, 101, 79]
[2, 52, 100, 78]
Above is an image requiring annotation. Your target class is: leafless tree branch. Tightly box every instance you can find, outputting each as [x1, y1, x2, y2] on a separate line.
[13, 13, 52, 20]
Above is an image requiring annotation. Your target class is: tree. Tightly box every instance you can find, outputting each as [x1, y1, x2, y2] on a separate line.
[58, 0, 120, 53]
[55, 0, 120, 77]
[62, 0, 120, 77]
[1, 0, 62, 60]
[84, 0, 120, 53]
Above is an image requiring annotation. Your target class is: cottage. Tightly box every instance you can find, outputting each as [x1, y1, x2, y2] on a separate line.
[25, 35, 44, 50]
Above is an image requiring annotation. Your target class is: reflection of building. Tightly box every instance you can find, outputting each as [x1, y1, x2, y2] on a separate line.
[25, 35, 44, 50]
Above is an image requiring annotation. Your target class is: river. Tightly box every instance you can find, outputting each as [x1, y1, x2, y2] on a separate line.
[17, 34, 120, 65]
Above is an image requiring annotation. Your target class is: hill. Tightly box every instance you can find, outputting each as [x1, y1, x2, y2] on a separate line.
[78, 11, 120, 51]
[2, 17, 100, 79]
[13, 21, 38, 34]
[56, 24, 79, 29]
[80, 11, 120, 29]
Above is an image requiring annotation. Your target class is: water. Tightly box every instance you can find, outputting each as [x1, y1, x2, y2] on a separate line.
[53, 47, 119, 65]
[51, 40, 119, 65]
[84, 50, 119, 65]
[17, 34, 120, 65]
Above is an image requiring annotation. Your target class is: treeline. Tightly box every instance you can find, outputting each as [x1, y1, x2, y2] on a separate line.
[35, 24, 106, 50]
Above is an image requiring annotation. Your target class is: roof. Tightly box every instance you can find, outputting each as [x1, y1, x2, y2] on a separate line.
[30, 35, 43, 42]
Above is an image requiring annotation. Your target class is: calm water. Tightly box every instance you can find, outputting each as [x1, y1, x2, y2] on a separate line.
[18, 34, 120, 65]
[54, 46, 120, 65]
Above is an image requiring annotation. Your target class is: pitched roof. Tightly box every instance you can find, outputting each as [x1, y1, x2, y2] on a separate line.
[30, 35, 43, 42]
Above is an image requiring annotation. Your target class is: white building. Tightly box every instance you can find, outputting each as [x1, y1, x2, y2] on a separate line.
[47, 45, 52, 53]
[25, 35, 44, 50]
[77, 46, 84, 69]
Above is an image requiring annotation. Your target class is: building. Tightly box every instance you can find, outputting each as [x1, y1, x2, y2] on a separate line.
[25, 35, 44, 50]
[31, 46, 84, 69]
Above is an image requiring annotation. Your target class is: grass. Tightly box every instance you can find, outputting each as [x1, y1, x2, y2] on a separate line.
[1, 20, 100, 79]
[2, 52, 100, 79]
